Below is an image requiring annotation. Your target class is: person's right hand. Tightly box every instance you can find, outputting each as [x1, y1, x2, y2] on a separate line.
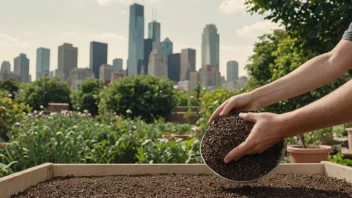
[207, 92, 263, 125]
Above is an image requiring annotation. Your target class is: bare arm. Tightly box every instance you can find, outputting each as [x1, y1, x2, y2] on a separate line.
[253, 40, 352, 108]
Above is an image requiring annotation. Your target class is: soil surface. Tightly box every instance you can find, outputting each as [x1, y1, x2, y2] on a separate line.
[201, 111, 285, 181]
[12, 174, 352, 198]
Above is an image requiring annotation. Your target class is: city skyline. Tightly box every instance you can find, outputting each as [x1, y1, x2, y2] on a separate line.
[0, 0, 280, 80]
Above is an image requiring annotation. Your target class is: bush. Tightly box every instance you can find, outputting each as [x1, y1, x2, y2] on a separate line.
[99, 75, 176, 122]
[19, 77, 71, 110]
[0, 78, 20, 100]
[71, 78, 104, 116]
[0, 90, 31, 140]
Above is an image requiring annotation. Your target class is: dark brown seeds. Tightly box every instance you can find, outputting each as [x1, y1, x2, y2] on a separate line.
[201, 112, 285, 181]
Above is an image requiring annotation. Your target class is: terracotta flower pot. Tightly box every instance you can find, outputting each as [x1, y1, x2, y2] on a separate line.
[346, 128, 352, 151]
[287, 145, 332, 163]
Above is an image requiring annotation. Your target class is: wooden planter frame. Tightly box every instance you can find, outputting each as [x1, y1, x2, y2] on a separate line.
[1, 162, 351, 198]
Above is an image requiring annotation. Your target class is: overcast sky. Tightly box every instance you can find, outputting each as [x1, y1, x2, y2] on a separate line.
[0, 0, 279, 80]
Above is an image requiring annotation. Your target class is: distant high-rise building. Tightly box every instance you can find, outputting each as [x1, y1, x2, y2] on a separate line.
[227, 61, 239, 82]
[148, 50, 167, 79]
[168, 53, 180, 82]
[161, 38, 173, 57]
[36, 47, 50, 80]
[0, 61, 11, 73]
[148, 20, 161, 50]
[49, 69, 58, 78]
[143, 38, 153, 74]
[100, 64, 114, 85]
[202, 24, 219, 68]
[180, 48, 196, 81]
[14, 54, 30, 83]
[127, 3, 144, 76]
[112, 58, 123, 72]
[67, 68, 94, 90]
[221, 75, 226, 84]
[199, 65, 221, 89]
[57, 43, 78, 80]
[90, 41, 108, 79]
[111, 71, 125, 81]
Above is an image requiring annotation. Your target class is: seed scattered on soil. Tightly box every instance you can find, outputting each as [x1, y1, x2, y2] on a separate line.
[201, 111, 285, 181]
[12, 174, 352, 198]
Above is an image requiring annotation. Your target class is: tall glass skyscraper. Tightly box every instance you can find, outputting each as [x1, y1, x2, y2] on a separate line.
[202, 24, 219, 68]
[227, 61, 239, 82]
[148, 20, 161, 50]
[58, 43, 78, 81]
[0, 61, 11, 73]
[14, 54, 30, 83]
[36, 47, 50, 80]
[113, 58, 123, 72]
[161, 37, 173, 56]
[90, 41, 108, 79]
[127, 3, 144, 76]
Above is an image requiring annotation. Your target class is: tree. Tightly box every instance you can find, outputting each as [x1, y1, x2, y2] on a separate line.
[71, 78, 104, 116]
[245, 0, 352, 54]
[20, 77, 71, 110]
[0, 78, 19, 100]
[99, 75, 177, 122]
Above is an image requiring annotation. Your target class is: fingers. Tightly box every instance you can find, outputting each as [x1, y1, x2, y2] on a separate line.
[239, 112, 257, 123]
[207, 100, 229, 125]
[219, 98, 237, 116]
[224, 141, 249, 163]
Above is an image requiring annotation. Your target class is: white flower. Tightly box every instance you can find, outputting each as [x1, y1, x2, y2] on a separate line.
[73, 125, 78, 129]
[8, 94, 12, 97]
[40, 105, 44, 109]
[14, 122, 20, 126]
[50, 112, 57, 116]
[83, 109, 88, 113]
[56, 131, 62, 135]
[126, 109, 132, 114]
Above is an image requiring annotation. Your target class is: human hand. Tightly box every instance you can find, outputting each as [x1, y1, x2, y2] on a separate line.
[224, 112, 287, 163]
[207, 92, 263, 125]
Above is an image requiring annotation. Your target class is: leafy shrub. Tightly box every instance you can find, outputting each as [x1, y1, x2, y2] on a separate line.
[330, 153, 352, 167]
[71, 78, 104, 116]
[19, 77, 71, 110]
[0, 78, 19, 100]
[0, 90, 31, 139]
[99, 75, 176, 122]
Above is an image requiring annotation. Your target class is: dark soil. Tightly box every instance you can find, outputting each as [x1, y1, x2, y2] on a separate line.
[12, 174, 352, 198]
[201, 111, 285, 181]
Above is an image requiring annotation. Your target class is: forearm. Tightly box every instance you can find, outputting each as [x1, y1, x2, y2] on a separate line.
[251, 40, 352, 108]
[282, 79, 352, 138]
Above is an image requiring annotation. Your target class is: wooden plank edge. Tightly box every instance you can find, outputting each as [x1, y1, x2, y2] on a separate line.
[270, 163, 325, 175]
[322, 161, 352, 184]
[0, 163, 53, 198]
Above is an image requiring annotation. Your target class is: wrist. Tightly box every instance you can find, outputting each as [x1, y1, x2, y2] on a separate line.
[278, 111, 298, 139]
[251, 87, 266, 109]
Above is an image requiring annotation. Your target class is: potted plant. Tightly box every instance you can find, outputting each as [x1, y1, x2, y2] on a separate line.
[287, 128, 333, 163]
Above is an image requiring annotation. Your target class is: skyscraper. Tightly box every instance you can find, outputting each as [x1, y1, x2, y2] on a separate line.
[168, 53, 180, 82]
[57, 43, 78, 80]
[112, 58, 123, 72]
[36, 47, 50, 80]
[227, 61, 239, 82]
[90, 41, 108, 79]
[100, 64, 114, 85]
[161, 38, 173, 57]
[180, 48, 196, 81]
[14, 54, 30, 83]
[202, 24, 219, 68]
[148, 20, 161, 50]
[127, 3, 144, 76]
[148, 50, 167, 79]
[0, 61, 11, 73]
[143, 38, 153, 74]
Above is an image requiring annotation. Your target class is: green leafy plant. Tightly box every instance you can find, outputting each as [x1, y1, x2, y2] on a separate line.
[99, 75, 177, 122]
[329, 153, 352, 167]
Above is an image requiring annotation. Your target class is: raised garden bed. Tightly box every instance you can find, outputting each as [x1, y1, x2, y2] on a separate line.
[1, 162, 352, 198]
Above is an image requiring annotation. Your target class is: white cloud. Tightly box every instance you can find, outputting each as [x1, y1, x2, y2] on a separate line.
[61, 32, 77, 37]
[218, 0, 246, 14]
[98, 33, 125, 41]
[236, 20, 280, 39]
[0, 34, 18, 43]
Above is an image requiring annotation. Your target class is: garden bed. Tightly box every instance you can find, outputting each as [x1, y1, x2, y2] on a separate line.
[1, 162, 352, 198]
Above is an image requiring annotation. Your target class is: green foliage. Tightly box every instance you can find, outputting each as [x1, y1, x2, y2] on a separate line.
[0, 79, 19, 100]
[329, 153, 352, 167]
[0, 91, 31, 137]
[19, 77, 71, 110]
[198, 88, 234, 126]
[71, 78, 104, 116]
[0, 112, 201, 177]
[99, 75, 177, 122]
[245, 0, 352, 54]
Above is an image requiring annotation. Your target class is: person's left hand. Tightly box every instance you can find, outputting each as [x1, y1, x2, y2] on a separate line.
[224, 112, 288, 163]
